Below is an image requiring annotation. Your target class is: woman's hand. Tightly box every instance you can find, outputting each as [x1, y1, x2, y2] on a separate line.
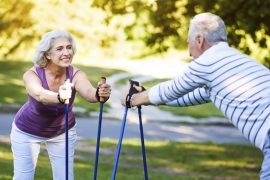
[59, 80, 73, 102]
[96, 83, 111, 102]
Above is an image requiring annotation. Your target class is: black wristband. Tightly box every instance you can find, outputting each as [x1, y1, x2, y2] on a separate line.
[140, 86, 146, 91]
[126, 80, 140, 108]
[57, 94, 65, 104]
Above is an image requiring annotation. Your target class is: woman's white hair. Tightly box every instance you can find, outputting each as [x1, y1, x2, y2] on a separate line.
[32, 30, 77, 67]
[188, 12, 227, 44]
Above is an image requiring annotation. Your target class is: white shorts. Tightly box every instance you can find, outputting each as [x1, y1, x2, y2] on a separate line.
[10, 122, 77, 180]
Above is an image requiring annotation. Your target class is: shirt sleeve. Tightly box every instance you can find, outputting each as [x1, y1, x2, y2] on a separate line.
[165, 87, 210, 107]
[148, 59, 210, 105]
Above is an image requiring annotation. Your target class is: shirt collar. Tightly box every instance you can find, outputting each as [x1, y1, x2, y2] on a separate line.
[202, 41, 229, 56]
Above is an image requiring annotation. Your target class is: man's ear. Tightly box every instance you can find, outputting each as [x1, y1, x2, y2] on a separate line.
[196, 35, 204, 49]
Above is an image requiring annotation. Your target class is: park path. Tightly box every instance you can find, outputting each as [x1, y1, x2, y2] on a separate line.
[92, 72, 229, 125]
[0, 56, 249, 144]
[0, 71, 248, 144]
[0, 113, 249, 144]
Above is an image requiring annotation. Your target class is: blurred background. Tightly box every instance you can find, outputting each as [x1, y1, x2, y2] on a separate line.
[1, 0, 269, 66]
[0, 1, 269, 179]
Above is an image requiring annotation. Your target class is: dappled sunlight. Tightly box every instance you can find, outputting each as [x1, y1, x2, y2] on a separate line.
[74, 162, 91, 169]
[128, 140, 169, 148]
[158, 125, 211, 142]
[0, 151, 13, 161]
[200, 160, 256, 169]
[10, 78, 24, 86]
[181, 143, 225, 152]
[143, 141, 170, 147]
[4, 97, 15, 103]
[0, 140, 261, 179]
[0, 175, 12, 179]
[123, 140, 142, 147]
[0, 155, 13, 161]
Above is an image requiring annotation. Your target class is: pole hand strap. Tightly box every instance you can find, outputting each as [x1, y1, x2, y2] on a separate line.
[125, 79, 146, 108]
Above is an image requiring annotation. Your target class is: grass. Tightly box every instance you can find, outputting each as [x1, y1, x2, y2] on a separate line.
[0, 60, 123, 114]
[0, 139, 262, 179]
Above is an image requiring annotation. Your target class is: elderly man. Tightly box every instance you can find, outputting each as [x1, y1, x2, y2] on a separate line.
[122, 12, 270, 179]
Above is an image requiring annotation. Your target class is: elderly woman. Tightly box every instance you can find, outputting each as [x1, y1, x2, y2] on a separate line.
[10, 30, 111, 180]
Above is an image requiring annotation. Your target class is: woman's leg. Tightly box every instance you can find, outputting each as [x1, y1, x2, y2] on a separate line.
[46, 126, 77, 180]
[10, 124, 41, 180]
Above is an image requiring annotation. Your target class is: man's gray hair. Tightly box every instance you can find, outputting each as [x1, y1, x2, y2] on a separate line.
[33, 30, 77, 67]
[188, 12, 227, 44]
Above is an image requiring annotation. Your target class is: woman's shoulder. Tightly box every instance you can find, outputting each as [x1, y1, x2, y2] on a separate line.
[70, 65, 85, 80]
[70, 65, 82, 75]
[71, 65, 80, 72]
[25, 66, 38, 75]
[23, 66, 40, 80]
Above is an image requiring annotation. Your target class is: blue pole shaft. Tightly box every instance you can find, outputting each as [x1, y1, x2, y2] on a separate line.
[65, 104, 69, 180]
[111, 107, 128, 180]
[93, 102, 104, 180]
[138, 107, 148, 180]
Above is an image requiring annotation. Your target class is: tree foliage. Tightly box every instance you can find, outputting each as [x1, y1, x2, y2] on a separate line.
[91, 0, 188, 53]
[185, 0, 270, 67]
[0, 0, 34, 57]
[1, 0, 269, 67]
[92, 0, 270, 67]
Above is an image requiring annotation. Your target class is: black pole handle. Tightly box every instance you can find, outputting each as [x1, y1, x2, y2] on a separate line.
[126, 80, 140, 108]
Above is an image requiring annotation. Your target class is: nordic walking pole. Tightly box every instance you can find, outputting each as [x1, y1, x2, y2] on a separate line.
[94, 77, 106, 180]
[64, 79, 72, 180]
[138, 106, 148, 180]
[111, 107, 128, 180]
[112, 80, 140, 180]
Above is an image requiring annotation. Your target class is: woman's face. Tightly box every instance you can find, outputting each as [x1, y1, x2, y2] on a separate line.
[47, 37, 74, 67]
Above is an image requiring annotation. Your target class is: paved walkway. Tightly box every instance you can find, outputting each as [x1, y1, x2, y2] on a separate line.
[0, 113, 249, 144]
[90, 72, 230, 125]
[0, 59, 250, 145]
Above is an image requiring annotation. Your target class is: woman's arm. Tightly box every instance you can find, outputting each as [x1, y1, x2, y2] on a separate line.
[73, 70, 111, 103]
[23, 68, 59, 104]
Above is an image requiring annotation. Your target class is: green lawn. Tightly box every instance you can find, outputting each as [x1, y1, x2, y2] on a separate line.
[0, 60, 123, 114]
[0, 140, 262, 179]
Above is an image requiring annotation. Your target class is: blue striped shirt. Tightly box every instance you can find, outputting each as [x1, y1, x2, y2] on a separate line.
[149, 42, 270, 150]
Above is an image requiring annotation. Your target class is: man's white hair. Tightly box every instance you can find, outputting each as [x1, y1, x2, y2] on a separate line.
[32, 30, 76, 67]
[188, 12, 227, 44]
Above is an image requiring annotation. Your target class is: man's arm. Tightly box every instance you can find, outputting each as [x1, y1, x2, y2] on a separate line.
[166, 87, 210, 107]
[127, 86, 210, 107]
[122, 60, 209, 107]
[130, 89, 152, 106]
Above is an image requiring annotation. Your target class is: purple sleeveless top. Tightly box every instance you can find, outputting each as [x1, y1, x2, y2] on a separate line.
[15, 66, 76, 138]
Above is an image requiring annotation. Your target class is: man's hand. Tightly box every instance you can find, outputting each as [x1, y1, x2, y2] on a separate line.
[121, 80, 146, 107]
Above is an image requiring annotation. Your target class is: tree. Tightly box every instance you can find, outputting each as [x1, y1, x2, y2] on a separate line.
[0, 0, 35, 58]
[185, 0, 270, 68]
[91, 0, 270, 67]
